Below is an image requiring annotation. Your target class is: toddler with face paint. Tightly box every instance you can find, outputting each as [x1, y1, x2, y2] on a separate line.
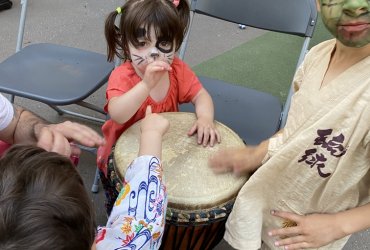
[98, 0, 221, 215]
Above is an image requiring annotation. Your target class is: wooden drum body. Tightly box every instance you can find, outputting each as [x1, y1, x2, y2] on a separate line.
[114, 112, 248, 250]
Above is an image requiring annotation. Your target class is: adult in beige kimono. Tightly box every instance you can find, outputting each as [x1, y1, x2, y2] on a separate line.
[209, 0, 370, 249]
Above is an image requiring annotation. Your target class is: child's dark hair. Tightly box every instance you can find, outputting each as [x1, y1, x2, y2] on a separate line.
[0, 145, 96, 250]
[105, 0, 190, 62]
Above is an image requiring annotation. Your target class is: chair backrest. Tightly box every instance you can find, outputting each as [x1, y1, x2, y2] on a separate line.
[193, 0, 317, 37]
[180, 0, 318, 129]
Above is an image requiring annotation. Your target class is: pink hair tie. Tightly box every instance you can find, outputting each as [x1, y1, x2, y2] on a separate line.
[173, 0, 180, 7]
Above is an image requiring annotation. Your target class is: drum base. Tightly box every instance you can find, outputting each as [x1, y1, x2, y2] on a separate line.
[160, 218, 226, 250]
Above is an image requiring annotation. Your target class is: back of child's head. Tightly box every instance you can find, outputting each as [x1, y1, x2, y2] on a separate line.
[105, 0, 190, 61]
[0, 144, 95, 250]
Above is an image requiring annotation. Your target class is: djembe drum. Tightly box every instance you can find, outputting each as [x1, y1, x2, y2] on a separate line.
[113, 112, 248, 250]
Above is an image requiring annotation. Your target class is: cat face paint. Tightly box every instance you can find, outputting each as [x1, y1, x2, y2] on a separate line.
[129, 27, 176, 74]
[319, 0, 370, 47]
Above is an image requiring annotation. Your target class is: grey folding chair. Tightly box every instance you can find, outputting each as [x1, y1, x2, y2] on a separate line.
[0, 0, 114, 123]
[179, 0, 318, 145]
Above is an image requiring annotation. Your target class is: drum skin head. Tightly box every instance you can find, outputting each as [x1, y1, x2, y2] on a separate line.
[114, 112, 248, 213]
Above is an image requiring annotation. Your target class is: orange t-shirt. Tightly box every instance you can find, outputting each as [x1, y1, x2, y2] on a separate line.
[97, 57, 202, 174]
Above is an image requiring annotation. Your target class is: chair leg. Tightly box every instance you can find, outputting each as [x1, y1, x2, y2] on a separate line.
[91, 168, 100, 193]
[49, 105, 106, 124]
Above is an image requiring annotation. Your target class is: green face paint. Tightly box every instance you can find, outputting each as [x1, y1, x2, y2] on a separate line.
[320, 0, 370, 47]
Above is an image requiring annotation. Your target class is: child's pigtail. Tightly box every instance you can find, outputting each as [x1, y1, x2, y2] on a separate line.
[174, 0, 190, 39]
[104, 9, 122, 62]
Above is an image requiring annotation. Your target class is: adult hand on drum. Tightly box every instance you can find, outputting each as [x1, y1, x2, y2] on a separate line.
[208, 140, 268, 176]
[139, 106, 170, 158]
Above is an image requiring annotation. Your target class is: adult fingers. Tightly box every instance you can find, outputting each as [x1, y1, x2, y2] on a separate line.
[274, 236, 310, 250]
[208, 150, 232, 173]
[36, 127, 54, 152]
[50, 131, 71, 157]
[270, 210, 302, 224]
[37, 127, 70, 157]
[53, 122, 104, 147]
[269, 225, 301, 238]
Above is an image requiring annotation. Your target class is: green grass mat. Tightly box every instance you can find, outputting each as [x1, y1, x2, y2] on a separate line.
[193, 17, 332, 103]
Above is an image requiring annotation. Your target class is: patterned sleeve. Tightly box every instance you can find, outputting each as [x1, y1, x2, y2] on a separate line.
[95, 155, 167, 250]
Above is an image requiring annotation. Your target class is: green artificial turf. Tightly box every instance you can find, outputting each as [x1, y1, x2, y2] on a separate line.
[193, 16, 333, 103]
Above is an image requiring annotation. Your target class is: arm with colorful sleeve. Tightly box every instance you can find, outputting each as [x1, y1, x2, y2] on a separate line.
[95, 106, 169, 250]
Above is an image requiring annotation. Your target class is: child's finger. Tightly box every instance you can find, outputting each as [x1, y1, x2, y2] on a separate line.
[215, 129, 221, 143]
[151, 61, 172, 71]
[145, 105, 152, 116]
[197, 127, 204, 145]
[187, 123, 197, 136]
[209, 130, 216, 147]
[202, 127, 210, 147]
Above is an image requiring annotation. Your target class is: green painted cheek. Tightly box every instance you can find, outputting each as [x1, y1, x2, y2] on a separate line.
[322, 3, 343, 19]
[344, 0, 368, 9]
[322, 18, 338, 37]
[321, 6, 341, 35]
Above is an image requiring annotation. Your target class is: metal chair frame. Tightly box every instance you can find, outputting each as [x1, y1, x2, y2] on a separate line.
[0, 0, 114, 123]
[179, 0, 318, 131]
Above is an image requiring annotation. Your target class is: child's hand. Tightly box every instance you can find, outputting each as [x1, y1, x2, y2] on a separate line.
[268, 211, 345, 249]
[208, 145, 262, 175]
[141, 106, 169, 137]
[187, 117, 221, 147]
[142, 61, 172, 90]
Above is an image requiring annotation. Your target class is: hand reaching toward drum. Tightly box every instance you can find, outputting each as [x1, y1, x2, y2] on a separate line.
[189, 88, 221, 147]
[208, 140, 268, 176]
[139, 106, 170, 159]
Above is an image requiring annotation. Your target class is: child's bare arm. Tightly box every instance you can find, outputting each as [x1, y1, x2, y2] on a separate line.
[108, 61, 172, 124]
[108, 82, 150, 124]
[268, 203, 370, 249]
[189, 88, 221, 147]
[139, 106, 169, 159]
